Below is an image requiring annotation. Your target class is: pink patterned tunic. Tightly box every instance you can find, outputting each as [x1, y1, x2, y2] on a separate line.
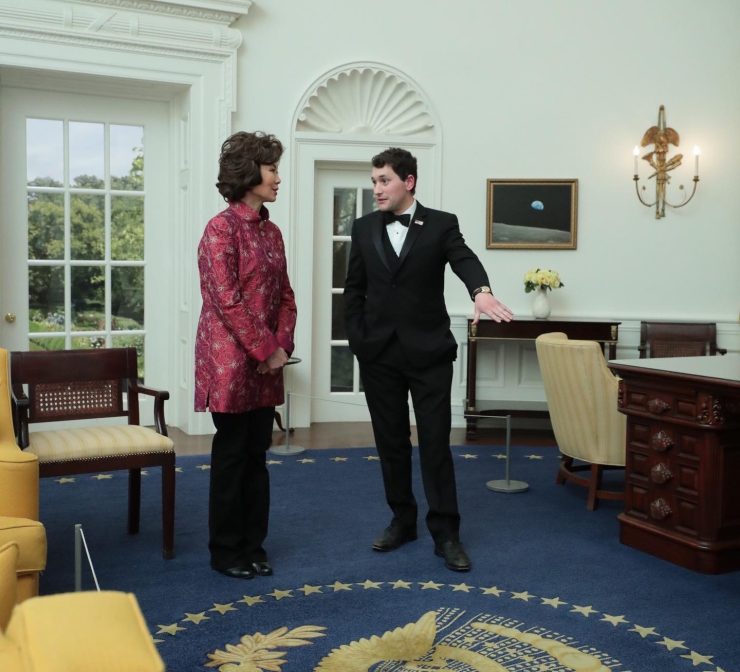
[194, 201, 297, 413]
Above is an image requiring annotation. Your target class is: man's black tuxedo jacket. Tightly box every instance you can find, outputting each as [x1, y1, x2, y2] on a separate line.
[344, 202, 489, 368]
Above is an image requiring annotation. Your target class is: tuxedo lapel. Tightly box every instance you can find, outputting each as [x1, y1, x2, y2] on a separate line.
[396, 202, 427, 269]
[370, 213, 391, 272]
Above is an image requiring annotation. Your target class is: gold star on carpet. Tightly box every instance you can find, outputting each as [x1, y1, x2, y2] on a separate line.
[196, 464, 211, 470]
[480, 585, 504, 596]
[525, 454, 544, 460]
[358, 579, 383, 589]
[449, 582, 473, 592]
[540, 596, 566, 608]
[630, 624, 658, 638]
[326, 580, 352, 592]
[56, 477, 75, 484]
[156, 623, 186, 636]
[175, 467, 184, 473]
[363, 455, 380, 461]
[267, 588, 293, 600]
[238, 595, 264, 606]
[571, 604, 597, 617]
[152, 638, 163, 644]
[330, 456, 348, 462]
[510, 590, 535, 601]
[493, 453, 507, 460]
[298, 584, 323, 595]
[419, 580, 444, 590]
[390, 579, 412, 589]
[460, 453, 478, 459]
[657, 636, 687, 651]
[681, 651, 714, 666]
[92, 474, 112, 480]
[298, 458, 315, 464]
[182, 612, 209, 624]
[266, 459, 282, 465]
[601, 613, 628, 626]
[210, 603, 236, 615]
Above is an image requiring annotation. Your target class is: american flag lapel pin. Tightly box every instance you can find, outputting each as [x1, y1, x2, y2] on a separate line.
[413, 219, 424, 226]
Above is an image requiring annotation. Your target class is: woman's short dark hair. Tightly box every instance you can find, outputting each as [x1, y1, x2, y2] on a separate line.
[216, 131, 284, 202]
[371, 147, 417, 194]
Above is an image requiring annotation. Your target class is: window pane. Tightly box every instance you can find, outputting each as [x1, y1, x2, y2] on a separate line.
[72, 335, 106, 350]
[362, 188, 376, 216]
[333, 188, 356, 236]
[110, 125, 144, 191]
[27, 119, 63, 186]
[111, 195, 144, 260]
[112, 334, 145, 380]
[71, 194, 105, 260]
[112, 266, 144, 329]
[29, 336, 65, 352]
[69, 121, 104, 188]
[71, 266, 105, 331]
[27, 192, 64, 260]
[331, 346, 354, 392]
[331, 293, 345, 340]
[28, 267, 64, 332]
[332, 241, 350, 289]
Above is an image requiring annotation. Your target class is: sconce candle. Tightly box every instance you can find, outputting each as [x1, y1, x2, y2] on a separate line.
[693, 146, 700, 177]
[633, 146, 640, 175]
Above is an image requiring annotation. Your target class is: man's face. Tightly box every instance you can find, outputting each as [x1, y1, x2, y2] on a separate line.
[371, 164, 415, 214]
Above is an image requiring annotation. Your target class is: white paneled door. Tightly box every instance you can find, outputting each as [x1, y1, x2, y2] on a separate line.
[311, 166, 376, 422]
[0, 86, 170, 397]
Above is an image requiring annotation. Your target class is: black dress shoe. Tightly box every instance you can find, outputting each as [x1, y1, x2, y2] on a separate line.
[251, 560, 273, 576]
[213, 565, 255, 580]
[372, 525, 417, 552]
[434, 540, 471, 572]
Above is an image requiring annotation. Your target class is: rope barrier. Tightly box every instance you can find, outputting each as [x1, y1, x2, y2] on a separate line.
[74, 523, 101, 592]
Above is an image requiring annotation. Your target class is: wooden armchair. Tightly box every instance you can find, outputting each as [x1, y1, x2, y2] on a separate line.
[10, 348, 175, 559]
[638, 320, 727, 358]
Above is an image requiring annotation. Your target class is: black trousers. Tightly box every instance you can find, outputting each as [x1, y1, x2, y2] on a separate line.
[209, 407, 274, 569]
[359, 336, 460, 544]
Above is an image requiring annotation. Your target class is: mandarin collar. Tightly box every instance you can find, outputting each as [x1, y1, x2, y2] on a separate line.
[230, 200, 270, 223]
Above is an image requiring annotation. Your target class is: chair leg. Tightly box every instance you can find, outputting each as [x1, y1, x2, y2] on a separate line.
[274, 410, 286, 432]
[128, 468, 141, 534]
[162, 457, 176, 559]
[556, 456, 572, 485]
[586, 464, 603, 511]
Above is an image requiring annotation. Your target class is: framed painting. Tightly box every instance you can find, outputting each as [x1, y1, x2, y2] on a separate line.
[486, 179, 578, 249]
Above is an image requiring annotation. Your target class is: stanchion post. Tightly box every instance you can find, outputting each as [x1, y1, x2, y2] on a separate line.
[269, 391, 306, 456]
[485, 414, 529, 494]
[74, 523, 82, 592]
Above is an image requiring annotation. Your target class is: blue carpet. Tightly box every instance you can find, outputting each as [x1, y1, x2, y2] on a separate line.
[39, 445, 740, 671]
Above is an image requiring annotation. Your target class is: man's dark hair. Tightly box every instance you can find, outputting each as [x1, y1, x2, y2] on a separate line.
[216, 131, 283, 202]
[371, 147, 417, 194]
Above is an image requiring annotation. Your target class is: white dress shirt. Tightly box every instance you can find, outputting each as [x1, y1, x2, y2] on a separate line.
[385, 201, 416, 256]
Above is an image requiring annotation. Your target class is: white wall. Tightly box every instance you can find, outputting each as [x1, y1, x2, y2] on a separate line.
[232, 0, 740, 324]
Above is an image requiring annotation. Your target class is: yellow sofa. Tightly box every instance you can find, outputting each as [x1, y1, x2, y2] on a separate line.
[1, 541, 165, 672]
[0, 348, 46, 602]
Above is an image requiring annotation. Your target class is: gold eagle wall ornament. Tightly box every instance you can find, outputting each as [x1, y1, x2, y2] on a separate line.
[633, 105, 700, 219]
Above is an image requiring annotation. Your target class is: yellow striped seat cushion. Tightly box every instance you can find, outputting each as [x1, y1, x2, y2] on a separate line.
[25, 425, 174, 463]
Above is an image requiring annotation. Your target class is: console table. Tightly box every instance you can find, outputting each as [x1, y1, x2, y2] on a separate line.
[465, 317, 620, 437]
[609, 355, 740, 573]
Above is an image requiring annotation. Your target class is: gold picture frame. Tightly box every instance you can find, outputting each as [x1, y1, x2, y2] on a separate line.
[486, 179, 578, 249]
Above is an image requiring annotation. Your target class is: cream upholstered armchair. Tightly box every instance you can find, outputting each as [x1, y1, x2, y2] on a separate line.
[1, 541, 165, 672]
[0, 348, 46, 603]
[535, 332, 626, 510]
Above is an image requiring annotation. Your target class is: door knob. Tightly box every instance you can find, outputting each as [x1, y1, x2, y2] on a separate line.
[4, 312, 16, 323]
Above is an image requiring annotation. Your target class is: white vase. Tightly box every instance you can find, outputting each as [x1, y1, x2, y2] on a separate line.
[531, 287, 551, 319]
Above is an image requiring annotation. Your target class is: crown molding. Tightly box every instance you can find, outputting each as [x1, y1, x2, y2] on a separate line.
[0, 0, 248, 58]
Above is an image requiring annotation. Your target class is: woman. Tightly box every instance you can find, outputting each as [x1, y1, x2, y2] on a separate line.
[194, 131, 297, 579]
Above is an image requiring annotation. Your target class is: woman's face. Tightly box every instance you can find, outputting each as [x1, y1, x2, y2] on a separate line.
[246, 163, 281, 205]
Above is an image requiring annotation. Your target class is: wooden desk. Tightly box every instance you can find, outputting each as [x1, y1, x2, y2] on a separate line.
[465, 317, 620, 437]
[609, 355, 740, 573]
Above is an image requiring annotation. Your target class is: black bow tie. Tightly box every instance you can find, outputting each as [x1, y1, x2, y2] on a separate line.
[383, 212, 410, 227]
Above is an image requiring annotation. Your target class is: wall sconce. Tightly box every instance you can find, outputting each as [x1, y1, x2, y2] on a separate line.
[633, 104, 700, 219]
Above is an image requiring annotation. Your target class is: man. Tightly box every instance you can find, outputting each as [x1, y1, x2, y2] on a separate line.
[344, 147, 513, 572]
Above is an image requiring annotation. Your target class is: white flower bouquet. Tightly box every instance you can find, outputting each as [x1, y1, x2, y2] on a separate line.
[524, 268, 564, 293]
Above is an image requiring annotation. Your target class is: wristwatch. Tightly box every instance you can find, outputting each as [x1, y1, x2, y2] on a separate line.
[472, 286, 492, 299]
